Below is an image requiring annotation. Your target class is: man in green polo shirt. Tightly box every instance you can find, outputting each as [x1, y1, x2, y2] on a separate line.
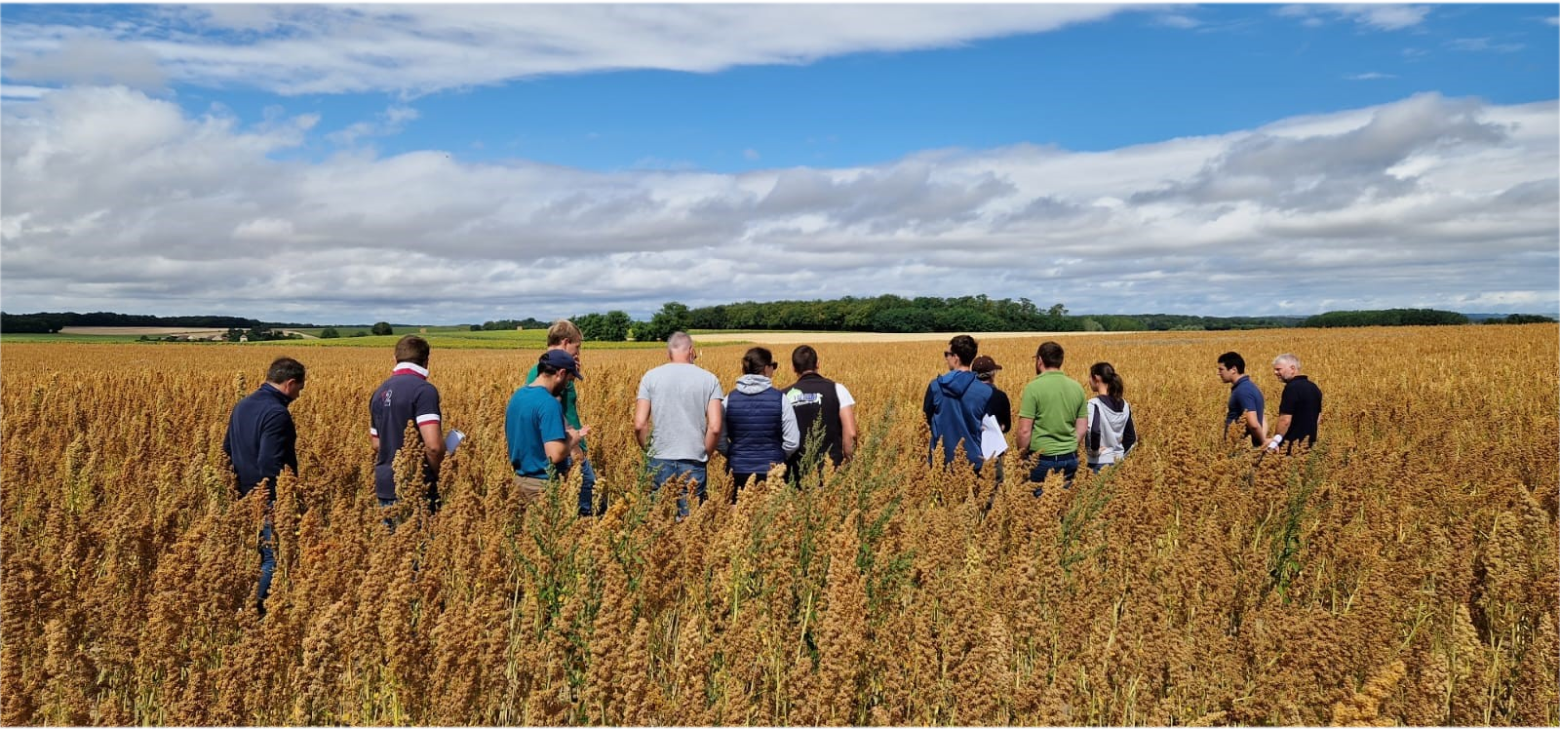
[524, 319, 600, 517]
[1016, 341, 1088, 496]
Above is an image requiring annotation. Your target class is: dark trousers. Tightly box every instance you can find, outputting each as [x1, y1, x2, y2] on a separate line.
[1028, 453, 1079, 497]
[730, 472, 768, 502]
[577, 457, 603, 517]
[257, 521, 275, 614]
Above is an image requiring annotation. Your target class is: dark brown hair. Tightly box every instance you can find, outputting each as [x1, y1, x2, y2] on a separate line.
[395, 335, 430, 367]
[1090, 361, 1124, 399]
[742, 347, 776, 375]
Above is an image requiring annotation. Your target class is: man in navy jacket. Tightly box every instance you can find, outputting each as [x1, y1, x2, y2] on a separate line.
[223, 356, 305, 615]
[923, 335, 993, 472]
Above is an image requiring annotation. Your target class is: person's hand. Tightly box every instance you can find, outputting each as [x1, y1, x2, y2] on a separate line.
[576, 425, 591, 439]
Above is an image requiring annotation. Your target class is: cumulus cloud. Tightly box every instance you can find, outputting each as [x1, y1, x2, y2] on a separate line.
[2, 5, 1134, 96]
[2, 87, 1555, 322]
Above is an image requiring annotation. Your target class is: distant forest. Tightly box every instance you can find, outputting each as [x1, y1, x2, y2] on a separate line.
[3, 297, 1551, 340]
[0, 311, 263, 333]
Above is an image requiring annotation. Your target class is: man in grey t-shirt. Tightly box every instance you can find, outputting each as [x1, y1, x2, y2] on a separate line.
[635, 331, 724, 517]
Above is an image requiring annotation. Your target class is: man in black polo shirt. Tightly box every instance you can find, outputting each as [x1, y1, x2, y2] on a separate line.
[223, 356, 305, 614]
[370, 335, 446, 515]
[780, 345, 858, 482]
[1267, 353, 1322, 453]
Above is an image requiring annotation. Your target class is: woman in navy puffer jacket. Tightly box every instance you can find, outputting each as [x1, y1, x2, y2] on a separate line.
[720, 347, 800, 499]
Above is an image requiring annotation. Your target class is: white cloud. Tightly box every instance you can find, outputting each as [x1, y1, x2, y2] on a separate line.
[6, 36, 166, 90]
[1344, 72, 1396, 81]
[2, 5, 1135, 96]
[0, 84, 52, 99]
[326, 104, 420, 146]
[2, 87, 1555, 322]
[1153, 13, 1201, 30]
[1447, 37, 1526, 54]
[743, 149, 761, 161]
[1277, 5, 1431, 31]
[233, 217, 297, 242]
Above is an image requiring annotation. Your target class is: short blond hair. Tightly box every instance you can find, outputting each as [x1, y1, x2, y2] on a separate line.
[546, 319, 583, 347]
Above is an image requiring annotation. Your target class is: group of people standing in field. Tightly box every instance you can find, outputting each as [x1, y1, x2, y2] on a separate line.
[221, 320, 1323, 613]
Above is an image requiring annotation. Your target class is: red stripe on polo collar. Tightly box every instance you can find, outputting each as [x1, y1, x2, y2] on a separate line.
[391, 362, 429, 379]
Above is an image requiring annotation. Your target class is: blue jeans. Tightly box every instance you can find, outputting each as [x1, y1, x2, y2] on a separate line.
[1028, 453, 1079, 497]
[578, 457, 603, 517]
[649, 458, 708, 518]
[257, 521, 275, 614]
[378, 497, 399, 531]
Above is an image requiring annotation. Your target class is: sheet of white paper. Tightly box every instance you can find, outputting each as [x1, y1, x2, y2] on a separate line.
[445, 428, 465, 456]
[980, 414, 1007, 459]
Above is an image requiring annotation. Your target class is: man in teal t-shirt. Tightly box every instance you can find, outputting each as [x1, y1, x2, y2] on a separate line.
[1016, 341, 1088, 495]
[524, 319, 600, 517]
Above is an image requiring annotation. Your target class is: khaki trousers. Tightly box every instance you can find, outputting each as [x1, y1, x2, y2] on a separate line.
[514, 475, 550, 505]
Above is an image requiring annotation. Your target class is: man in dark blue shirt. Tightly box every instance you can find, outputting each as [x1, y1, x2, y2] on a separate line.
[223, 356, 305, 614]
[1217, 351, 1265, 447]
[370, 335, 445, 516]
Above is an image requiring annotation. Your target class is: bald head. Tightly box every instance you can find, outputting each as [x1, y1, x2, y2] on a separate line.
[667, 331, 695, 363]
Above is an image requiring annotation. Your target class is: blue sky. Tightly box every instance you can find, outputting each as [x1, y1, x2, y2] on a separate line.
[1, 4, 1557, 323]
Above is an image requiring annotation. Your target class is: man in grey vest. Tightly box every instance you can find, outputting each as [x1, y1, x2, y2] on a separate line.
[780, 345, 858, 482]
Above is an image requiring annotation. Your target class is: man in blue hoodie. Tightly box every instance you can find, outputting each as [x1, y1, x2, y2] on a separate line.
[923, 334, 993, 472]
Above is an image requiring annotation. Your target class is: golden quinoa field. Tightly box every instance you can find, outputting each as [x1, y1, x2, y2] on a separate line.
[2, 324, 1556, 726]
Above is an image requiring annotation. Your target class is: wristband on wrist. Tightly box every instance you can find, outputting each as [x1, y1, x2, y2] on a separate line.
[1268, 434, 1283, 446]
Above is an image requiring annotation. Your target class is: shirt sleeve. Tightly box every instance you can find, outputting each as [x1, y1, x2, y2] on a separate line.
[415, 386, 442, 426]
[539, 398, 567, 444]
[1237, 386, 1262, 415]
[524, 363, 539, 386]
[923, 381, 937, 423]
[368, 392, 380, 436]
[717, 395, 730, 455]
[780, 395, 800, 455]
[1123, 407, 1138, 453]
[1073, 386, 1089, 420]
[836, 383, 856, 408]
[705, 373, 723, 402]
[636, 372, 652, 401]
[1087, 402, 1102, 453]
[1018, 384, 1038, 420]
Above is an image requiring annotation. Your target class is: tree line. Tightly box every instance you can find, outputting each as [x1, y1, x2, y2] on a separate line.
[566, 296, 1310, 341]
[1, 311, 262, 334]
[5, 301, 1551, 341]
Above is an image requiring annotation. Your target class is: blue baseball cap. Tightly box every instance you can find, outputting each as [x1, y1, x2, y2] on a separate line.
[539, 349, 584, 379]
